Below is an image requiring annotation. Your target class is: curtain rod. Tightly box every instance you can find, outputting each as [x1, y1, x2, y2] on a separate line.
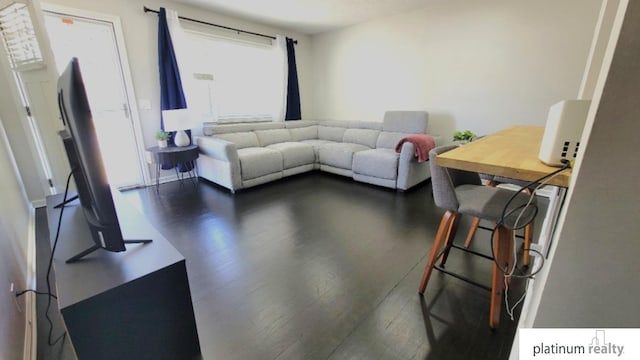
[143, 6, 297, 44]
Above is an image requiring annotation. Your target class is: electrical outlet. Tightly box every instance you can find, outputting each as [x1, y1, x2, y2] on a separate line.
[9, 281, 22, 312]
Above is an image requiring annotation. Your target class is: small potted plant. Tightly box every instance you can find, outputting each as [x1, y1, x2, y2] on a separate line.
[452, 130, 477, 145]
[156, 130, 169, 148]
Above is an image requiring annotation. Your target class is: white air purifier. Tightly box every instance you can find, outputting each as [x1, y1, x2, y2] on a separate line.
[538, 99, 591, 166]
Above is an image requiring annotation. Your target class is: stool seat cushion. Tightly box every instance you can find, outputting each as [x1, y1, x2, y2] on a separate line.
[456, 184, 536, 226]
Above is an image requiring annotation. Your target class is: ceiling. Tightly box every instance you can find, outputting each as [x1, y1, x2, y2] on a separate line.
[172, 0, 430, 35]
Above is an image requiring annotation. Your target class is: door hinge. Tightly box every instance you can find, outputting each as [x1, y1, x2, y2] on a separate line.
[25, 106, 31, 117]
[47, 178, 54, 188]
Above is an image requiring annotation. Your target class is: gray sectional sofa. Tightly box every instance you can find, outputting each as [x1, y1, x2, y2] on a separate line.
[194, 111, 441, 192]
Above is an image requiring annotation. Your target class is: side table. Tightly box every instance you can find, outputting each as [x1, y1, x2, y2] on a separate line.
[146, 144, 199, 193]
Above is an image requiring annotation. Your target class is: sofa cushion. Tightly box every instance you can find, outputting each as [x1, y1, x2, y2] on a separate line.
[267, 142, 315, 169]
[203, 122, 283, 136]
[318, 120, 350, 127]
[214, 132, 259, 149]
[300, 139, 336, 148]
[318, 143, 370, 170]
[353, 149, 399, 180]
[237, 147, 283, 180]
[299, 139, 335, 161]
[347, 121, 383, 130]
[382, 111, 428, 133]
[343, 128, 380, 148]
[284, 120, 317, 128]
[376, 131, 410, 149]
[255, 129, 292, 146]
[318, 126, 346, 141]
[289, 126, 318, 141]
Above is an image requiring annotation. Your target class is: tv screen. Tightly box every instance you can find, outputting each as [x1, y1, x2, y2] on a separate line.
[57, 58, 150, 263]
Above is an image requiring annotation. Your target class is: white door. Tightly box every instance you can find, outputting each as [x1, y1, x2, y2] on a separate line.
[43, 8, 146, 189]
[0, 0, 71, 198]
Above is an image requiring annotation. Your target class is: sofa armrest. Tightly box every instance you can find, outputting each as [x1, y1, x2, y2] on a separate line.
[399, 142, 416, 163]
[399, 134, 443, 161]
[195, 136, 239, 164]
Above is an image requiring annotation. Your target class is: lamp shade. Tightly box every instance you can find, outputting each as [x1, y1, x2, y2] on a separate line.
[162, 108, 193, 132]
[162, 109, 194, 147]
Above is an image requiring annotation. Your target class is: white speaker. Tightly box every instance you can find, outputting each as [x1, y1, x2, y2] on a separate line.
[538, 99, 591, 166]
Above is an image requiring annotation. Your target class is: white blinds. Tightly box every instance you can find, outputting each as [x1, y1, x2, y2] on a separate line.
[0, 2, 44, 70]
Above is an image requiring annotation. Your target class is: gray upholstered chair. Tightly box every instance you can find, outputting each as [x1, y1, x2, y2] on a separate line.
[464, 175, 537, 266]
[418, 145, 537, 329]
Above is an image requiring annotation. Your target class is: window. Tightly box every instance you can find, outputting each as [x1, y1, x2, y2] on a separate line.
[0, 2, 44, 70]
[183, 32, 286, 122]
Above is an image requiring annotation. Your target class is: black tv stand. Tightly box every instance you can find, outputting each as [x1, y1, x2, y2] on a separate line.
[46, 191, 201, 360]
[65, 239, 153, 263]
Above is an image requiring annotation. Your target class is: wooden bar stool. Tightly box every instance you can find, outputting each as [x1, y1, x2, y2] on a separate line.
[464, 175, 537, 266]
[419, 145, 537, 329]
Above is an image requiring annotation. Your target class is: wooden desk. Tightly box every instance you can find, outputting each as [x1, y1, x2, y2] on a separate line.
[435, 125, 572, 258]
[436, 126, 571, 187]
[434, 124, 575, 269]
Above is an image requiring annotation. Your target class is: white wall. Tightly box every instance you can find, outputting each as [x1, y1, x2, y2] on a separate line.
[0, 118, 31, 360]
[311, 0, 602, 138]
[533, 0, 640, 327]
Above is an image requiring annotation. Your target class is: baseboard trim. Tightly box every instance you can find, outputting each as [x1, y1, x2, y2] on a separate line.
[150, 172, 196, 187]
[23, 208, 38, 360]
[31, 198, 46, 209]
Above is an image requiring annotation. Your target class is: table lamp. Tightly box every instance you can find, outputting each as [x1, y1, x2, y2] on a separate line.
[162, 108, 193, 147]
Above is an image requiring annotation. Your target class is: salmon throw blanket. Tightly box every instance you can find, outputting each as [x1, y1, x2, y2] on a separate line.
[395, 134, 436, 163]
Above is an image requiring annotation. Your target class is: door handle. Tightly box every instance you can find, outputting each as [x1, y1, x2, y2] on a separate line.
[122, 103, 130, 119]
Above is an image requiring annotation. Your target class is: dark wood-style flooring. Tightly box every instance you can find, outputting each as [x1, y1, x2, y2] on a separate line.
[36, 172, 544, 359]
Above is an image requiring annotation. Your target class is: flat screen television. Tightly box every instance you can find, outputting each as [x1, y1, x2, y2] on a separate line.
[57, 57, 150, 263]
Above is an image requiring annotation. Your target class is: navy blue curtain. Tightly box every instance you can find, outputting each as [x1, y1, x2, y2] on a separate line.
[285, 37, 301, 120]
[157, 7, 192, 171]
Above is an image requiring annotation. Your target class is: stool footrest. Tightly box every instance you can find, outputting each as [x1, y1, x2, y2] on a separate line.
[478, 225, 525, 239]
[450, 243, 493, 260]
[434, 264, 491, 292]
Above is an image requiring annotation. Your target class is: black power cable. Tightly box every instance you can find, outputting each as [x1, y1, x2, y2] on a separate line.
[44, 170, 75, 346]
[15, 289, 57, 299]
[14, 170, 75, 347]
[490, 160, 572, 278]
[488, 161, 571, 320]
